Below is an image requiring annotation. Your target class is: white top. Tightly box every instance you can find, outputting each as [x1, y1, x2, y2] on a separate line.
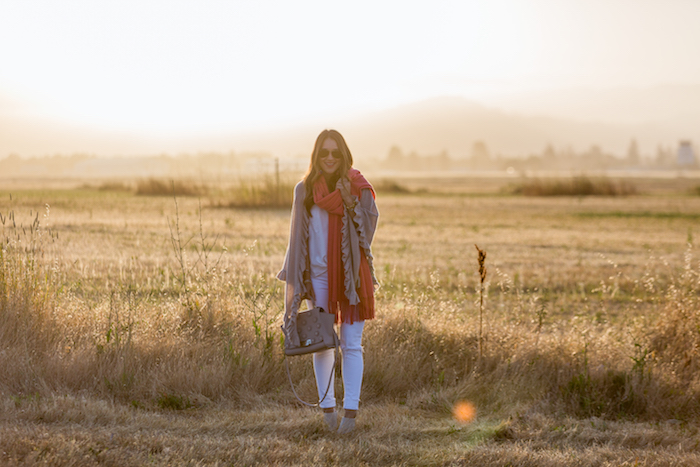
[308, 204, 329, 278]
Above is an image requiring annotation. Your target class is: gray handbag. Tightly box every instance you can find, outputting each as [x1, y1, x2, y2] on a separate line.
[284, 307, 338, 356]
[284, 307, 339, 407]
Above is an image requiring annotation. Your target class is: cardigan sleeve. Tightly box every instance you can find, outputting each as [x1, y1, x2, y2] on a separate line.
[355, 188, 379, 245]
[356, 188, 379, 287]
[277, 182, 305, 281]
[278, 181, 309, 349]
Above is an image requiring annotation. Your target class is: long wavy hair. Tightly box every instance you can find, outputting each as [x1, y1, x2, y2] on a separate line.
[302, 129, 354, 214]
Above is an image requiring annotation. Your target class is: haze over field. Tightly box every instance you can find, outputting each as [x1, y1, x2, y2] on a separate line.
[1, 1, 699, 160]
[4, 3, 700, 463]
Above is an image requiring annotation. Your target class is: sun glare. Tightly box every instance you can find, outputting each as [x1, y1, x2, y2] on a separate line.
[2, 0, 700, 148]
[453, 401, 477, 424]
[0, 1, 550, 136]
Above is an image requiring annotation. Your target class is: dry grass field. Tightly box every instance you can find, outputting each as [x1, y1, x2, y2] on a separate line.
[1, 174, 700, 466]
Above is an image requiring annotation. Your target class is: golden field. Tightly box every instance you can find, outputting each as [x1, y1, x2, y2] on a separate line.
[1, 174, 700, 466]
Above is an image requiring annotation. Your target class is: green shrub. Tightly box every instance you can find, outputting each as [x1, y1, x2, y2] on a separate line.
[157, 393, 192, 410]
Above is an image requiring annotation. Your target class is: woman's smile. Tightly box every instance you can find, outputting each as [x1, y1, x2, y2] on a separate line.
[320, 138, 341, 175]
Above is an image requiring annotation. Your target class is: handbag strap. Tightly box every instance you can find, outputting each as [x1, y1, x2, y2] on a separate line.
[285, 335, 340, 407]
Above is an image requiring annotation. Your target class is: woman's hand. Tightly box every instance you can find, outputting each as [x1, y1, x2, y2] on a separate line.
[337, 177, 356, 209]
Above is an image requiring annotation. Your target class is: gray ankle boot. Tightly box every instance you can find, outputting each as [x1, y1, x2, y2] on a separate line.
[337, 417, 356, 434]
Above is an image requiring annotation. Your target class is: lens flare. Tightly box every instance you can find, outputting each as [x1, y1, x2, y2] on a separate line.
[453, 401, 476, 424]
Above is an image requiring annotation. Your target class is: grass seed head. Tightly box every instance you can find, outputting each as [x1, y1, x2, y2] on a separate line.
[475, 244, 487, 282]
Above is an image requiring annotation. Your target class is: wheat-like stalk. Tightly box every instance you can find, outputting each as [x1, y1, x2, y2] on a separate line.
[475, 244, 487, 359]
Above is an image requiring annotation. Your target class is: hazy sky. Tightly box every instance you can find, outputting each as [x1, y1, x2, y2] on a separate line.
[2, 0, 699, 135]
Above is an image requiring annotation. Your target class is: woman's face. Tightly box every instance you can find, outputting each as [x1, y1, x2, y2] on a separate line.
[318, 137, 341, 175]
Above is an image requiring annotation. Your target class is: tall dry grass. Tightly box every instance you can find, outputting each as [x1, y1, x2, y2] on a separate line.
[509, 176, 638, 196]
[131, 175, 295, 208]
[135, 178, 206, 197]
[215, 176, 294, 209]
[373, 178, 412, 194]
[1, 193, 699, 423]
[2, 185, 700, 464]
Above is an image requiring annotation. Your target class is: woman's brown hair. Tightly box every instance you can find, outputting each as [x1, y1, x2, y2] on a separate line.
[302, 129, 354, 213]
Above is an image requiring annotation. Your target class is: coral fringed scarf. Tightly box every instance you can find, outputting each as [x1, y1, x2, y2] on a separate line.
[313, 169, 375, 323]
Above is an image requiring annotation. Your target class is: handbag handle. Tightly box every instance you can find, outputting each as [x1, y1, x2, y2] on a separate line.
[284, 336, 340, 407]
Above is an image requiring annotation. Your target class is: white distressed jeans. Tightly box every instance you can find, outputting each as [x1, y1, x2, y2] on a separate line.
[311, 274, 365, 411]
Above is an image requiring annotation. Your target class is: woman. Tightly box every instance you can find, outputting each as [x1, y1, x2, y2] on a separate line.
[278, 129, 379, 434]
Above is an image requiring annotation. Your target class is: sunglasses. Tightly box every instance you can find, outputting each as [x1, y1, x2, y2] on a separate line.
[319, 149, 342, 159]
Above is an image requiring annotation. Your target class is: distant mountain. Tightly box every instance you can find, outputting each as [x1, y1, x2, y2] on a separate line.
[488, 84, 700, 126]
[1, 86, 698, 160]
[220, 93, 699, 160]
[332, 95, 698, 159]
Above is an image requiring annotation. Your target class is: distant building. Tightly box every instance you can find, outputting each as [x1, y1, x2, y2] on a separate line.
[677, 140, 696, 166]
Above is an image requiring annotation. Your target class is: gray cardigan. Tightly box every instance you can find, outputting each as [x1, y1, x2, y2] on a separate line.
[277, 180, 379, 348]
